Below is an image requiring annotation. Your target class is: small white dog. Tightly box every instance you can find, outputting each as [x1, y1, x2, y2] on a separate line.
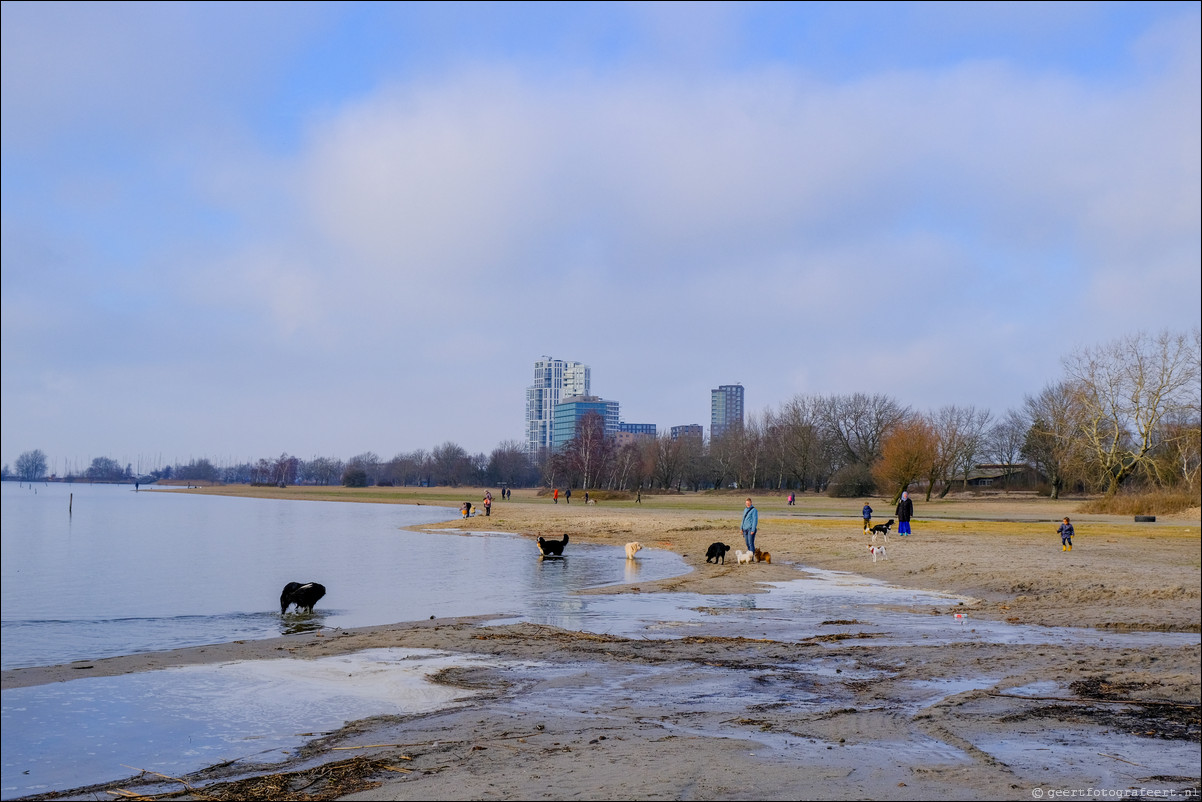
[734, 549, 755, 565]
[868, 544, 888, 563]
[625, 541, 643, 560]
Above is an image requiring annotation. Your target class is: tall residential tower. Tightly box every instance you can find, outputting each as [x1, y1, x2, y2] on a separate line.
[710, 384, 744, 439]
[525, 357, 590, 454]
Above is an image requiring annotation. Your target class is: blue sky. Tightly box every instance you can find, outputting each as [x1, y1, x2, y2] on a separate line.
[3, 1, 1199, 474]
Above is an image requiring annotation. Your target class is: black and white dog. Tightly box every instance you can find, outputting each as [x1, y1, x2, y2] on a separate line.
[280, 582, 326, 614]
[537, 533, 569, 557]
[869, 519, 894, 541]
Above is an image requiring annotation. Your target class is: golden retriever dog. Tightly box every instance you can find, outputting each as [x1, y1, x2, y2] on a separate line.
[625, 541, 643, 560]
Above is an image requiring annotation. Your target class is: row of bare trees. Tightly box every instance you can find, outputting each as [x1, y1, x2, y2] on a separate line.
[870, 330, 1200, 501]
[8, 330, 1196, 501]
[542, 330, 1199, 502]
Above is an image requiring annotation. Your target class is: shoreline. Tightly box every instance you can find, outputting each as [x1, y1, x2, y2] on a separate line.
[7, 490, 1199, 801]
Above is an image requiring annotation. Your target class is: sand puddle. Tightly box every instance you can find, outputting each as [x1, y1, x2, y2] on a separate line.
[4, 564, 1195, 799]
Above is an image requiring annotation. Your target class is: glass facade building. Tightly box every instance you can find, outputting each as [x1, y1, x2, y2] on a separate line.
[551, 395, 620, 452]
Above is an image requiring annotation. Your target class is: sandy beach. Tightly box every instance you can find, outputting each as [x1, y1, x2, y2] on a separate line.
[4, 489, 1199, 801]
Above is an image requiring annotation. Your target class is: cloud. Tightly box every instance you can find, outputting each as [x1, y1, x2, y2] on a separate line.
[2, 4, 1198, 465]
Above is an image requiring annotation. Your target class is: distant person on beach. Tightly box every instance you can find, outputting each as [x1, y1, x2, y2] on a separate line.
[896, 492, 913, 536]
[483, 491, 492, 516]
[553, 488, 559, 503]
[1058, 517, 1074, 551]
[788, 492, 795, 506]
[741, 497, 759, 552]
[862, 502, 873, 531]
[636, 488, 642, 503]
[565, 487, 571, 504]
[584, 491, 589, 504]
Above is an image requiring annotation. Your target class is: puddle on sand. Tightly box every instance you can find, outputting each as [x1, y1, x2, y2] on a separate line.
[508, 566, 1198, 652]
[5, 562, 1196, 799]
[976, 728, 1200, 790]
[0, 648, 514, 800]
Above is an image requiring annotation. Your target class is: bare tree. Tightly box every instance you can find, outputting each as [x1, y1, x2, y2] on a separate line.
[651, 433, 686, 490]
[987, 409, 1029, 490]
[562, 412, 613, 491]
[16, 449, 48, 481]
[817, 393, 911, 468]
[302, 456, 343, 485]
[430, 443, 472, 486]
[1023, 382, 1085, 499]
[486, 441, 536, 488]
[1063, 330, 1201, 496]
[768, 395, 827, 491]
[928, 405, 992, 498]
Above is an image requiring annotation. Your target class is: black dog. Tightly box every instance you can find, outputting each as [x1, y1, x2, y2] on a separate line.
[537, 533, 569, 557]
[280, 582, 326, 614]
[869, 519, 894, 538]
[705, 542, 732, 564]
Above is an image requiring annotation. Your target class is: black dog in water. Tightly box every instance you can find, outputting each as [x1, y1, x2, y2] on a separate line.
[537, 533, 569, 557]
[705, 542, 732, 564]
[280, 582, 326, 614]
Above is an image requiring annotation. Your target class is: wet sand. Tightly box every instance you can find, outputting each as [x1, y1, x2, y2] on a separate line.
[5, 490, 1199, 800]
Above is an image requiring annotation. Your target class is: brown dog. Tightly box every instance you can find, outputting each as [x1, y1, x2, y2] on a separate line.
[754, 548, 771, 564]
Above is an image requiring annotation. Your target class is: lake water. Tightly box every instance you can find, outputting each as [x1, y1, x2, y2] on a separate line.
[4, 483, 1198, 800]
[0, 482, 688, 670]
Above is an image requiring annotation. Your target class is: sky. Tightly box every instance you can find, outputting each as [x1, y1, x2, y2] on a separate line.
[2, 1, 1199, 475]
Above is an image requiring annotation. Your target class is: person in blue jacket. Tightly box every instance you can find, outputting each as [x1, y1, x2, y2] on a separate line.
[741, 498, 759, 552]
[1058, 517, 1074, 551]
[862, 502, 873, 532]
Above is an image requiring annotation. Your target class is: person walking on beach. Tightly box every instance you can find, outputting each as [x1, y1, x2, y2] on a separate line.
[862, 502, 873, 532]
[483, 491, 492, 517]
[1058, 517, 1074, 551]
[636, 487, 642, 503]
[896, 491, 913, 536]
[565, 487, 571, 504]
[741, 497, 759, 552]
[553, 488, 559, 503]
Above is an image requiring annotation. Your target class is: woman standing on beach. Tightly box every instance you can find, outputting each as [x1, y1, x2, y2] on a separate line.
[896, 492, 913, 536]
[741, 498, 758, 552]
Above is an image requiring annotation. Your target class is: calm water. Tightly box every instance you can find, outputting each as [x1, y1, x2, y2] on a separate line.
[5, 483, 1198, 800]
[0, 481, 687, 670]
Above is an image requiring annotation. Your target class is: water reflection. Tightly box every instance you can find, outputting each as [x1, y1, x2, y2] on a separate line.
[1, 483, 688, 669]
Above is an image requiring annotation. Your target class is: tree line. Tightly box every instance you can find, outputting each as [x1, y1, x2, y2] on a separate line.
[5, 330, 1198, 501]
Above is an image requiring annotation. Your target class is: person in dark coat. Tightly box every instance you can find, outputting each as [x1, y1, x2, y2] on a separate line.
[896, 491, 913, 536]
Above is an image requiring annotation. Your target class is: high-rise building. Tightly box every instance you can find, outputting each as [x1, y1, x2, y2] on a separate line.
[710, 384, 744, 439]
[525, 357, 590, 454]
[551, 396, 620, 451]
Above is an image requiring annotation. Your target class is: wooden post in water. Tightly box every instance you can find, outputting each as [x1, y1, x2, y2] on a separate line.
[69, 493, 73, 516]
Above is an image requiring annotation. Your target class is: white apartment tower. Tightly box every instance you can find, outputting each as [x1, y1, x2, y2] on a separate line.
[526, 357, 590, 454]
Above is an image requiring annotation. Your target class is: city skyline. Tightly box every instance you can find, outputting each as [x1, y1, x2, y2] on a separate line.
[3, 3, 1199, 469]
